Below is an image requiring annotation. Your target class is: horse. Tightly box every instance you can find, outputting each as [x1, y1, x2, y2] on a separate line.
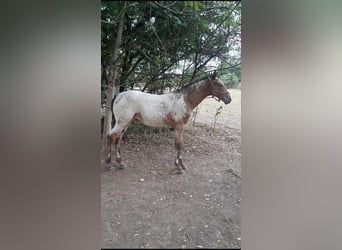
[105, 71, 231, 174]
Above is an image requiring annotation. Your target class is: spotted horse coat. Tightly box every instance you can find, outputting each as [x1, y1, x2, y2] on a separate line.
[106, 71, 231, 174]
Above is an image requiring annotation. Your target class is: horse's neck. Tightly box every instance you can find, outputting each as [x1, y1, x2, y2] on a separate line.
[184, 81, 211, 111]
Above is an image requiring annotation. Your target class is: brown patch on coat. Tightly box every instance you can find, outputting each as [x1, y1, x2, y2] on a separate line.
[163, 112, 191, 128]
[133, 112, 143, 123]
[163, 113, 177, 128]
[182, 112, 191, 124]
[107, 134, 113, 145]
[182, 79, 213, 111]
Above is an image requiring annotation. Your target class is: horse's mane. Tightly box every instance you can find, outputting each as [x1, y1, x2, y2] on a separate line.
[175, 75, 210, 92]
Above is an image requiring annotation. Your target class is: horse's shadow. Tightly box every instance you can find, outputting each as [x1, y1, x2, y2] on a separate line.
[100, 161, 121, 172]
[101, 160, 184, 175]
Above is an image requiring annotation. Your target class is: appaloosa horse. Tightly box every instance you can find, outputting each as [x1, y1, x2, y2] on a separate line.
[106, 71, 231, 173]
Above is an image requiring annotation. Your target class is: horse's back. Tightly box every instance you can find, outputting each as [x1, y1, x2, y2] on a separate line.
[114, 90, 168, 108]
[112, 90, 186, 127]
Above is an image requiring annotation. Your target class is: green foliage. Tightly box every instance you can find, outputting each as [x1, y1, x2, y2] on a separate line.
[101, 1, 241, 105]
[215, 105, 223, 117]
[184, 1, 204, 11]
[213, 105, 223, 131]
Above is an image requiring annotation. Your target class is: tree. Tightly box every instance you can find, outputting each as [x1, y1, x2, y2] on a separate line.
[101, 1, 126, 155]
[101, 1, 241, 139]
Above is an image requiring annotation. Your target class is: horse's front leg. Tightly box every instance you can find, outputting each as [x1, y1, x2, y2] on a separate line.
[174, 126, 187, 174]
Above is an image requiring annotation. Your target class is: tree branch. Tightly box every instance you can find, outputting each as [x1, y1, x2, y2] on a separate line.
[153, 1, 193, 16]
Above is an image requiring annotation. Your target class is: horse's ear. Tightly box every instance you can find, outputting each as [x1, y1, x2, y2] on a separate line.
[211, 70, 219, 79]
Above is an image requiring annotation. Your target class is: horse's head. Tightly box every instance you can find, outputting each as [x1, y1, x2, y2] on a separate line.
[209, 71, 231, 104]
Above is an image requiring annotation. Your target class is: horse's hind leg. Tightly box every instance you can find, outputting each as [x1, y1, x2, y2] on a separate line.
[106, 94, 134, 168]
[115, 128, 128, 169]
[105, 133, 115, 163]
[105, 132, 119, 164]
[107, 120, 131, 169]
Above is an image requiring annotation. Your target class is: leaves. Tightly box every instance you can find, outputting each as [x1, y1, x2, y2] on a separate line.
[101, 1, 241, 100]
[184, 1, 204, 11]
[215, 106, 223, 117]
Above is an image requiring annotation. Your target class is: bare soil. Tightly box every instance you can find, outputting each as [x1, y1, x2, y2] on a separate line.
[101, 89, 241, 249]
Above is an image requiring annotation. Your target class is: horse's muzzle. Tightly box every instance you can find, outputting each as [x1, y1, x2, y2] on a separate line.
[223, 96, 231, 104]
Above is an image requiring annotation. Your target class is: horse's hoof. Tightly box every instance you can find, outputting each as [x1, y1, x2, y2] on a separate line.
[173, 168, 184, 174]
[117, 163, 127, 169]
[181, 164, 187, 170]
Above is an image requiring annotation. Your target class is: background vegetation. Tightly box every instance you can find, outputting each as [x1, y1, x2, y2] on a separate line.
[101, 1, 241, 142]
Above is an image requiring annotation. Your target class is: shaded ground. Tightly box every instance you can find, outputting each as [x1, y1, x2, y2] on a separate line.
[101, 89, 241, 249]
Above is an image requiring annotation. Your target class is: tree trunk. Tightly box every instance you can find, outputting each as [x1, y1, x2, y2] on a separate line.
[101, 7, 125, 157]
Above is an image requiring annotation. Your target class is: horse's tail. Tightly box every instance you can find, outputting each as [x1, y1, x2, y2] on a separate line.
[110, 95, 116, 129]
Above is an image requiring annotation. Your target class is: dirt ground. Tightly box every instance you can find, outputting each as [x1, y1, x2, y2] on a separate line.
[101, 89, 241, 249]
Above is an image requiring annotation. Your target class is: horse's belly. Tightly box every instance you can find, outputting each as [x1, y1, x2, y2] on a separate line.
[133, 92, 186, 127]
[140, 112, 167, 127]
